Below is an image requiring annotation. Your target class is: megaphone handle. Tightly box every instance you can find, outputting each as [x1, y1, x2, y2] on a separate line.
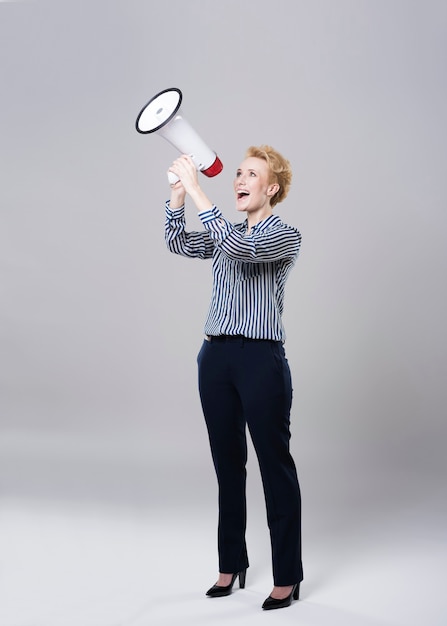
[167, 171, 180, 185]
[167, 154, 196, 185]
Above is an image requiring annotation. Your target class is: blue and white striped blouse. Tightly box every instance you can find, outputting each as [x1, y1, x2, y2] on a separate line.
[165, 202, 301, 342]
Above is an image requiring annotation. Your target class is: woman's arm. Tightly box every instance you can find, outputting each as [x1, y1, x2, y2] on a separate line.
[165, 202, 215, 259]
[198, 205, 301, 263]
[164, 155, 216, 259]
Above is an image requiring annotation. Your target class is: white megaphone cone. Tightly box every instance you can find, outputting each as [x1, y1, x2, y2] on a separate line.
[135, 88, 223, 184]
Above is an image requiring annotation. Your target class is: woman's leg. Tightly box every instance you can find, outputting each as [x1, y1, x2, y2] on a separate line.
[235, 340, 303, 587]
[197, 340, 249, 574]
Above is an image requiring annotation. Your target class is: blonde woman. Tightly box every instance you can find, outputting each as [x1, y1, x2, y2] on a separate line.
[165, 146, 303, 610]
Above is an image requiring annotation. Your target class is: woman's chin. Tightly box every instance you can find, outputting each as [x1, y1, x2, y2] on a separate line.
[236, 200, 249, 213]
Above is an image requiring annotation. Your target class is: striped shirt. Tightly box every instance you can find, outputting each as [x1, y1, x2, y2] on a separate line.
[165, 202, 301, 341]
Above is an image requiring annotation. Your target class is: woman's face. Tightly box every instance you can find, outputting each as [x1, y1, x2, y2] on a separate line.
[234, 157, 277, 214]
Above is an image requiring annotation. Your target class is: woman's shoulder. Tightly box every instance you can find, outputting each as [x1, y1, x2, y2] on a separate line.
[268, 216, 301, 238]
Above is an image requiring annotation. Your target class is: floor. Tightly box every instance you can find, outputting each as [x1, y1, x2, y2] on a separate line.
[1, 430, 446, 626]
[1, 487, 446, 626]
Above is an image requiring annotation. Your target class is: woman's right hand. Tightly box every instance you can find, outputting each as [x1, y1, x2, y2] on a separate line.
[168, 155, 213, 214]
[169, 177, 186, 210]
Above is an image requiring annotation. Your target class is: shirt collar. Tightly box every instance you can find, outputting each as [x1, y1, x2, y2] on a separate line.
[242, 214, 282, 234]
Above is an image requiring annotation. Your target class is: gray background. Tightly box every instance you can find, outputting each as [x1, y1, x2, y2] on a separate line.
[1, 1, 446, 625]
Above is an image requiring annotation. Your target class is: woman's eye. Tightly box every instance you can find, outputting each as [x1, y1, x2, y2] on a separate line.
[250, 171, 256, 176]
[236, 171, 241, 177]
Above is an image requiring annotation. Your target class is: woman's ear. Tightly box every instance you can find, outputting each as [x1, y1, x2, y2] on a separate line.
[267, 183, 280, 197]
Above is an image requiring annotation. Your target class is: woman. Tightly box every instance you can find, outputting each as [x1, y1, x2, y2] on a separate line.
[165, 146, 303, 610]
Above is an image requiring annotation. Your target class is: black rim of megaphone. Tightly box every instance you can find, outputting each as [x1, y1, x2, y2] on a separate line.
[135, 87, 183, 134]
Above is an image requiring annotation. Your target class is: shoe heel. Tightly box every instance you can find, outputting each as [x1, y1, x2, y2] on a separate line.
[239, 569, 246, 589]
[293, 582, 300, 600]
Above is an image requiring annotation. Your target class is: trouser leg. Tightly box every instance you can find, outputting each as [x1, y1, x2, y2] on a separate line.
[236, 340, 303, 586]
[197, 340, 249, 574]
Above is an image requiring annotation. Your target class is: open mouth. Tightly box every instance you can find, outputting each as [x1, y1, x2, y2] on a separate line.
[237, 191, 250, 200]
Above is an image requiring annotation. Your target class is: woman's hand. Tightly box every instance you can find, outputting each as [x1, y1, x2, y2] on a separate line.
[168, 155, 200, 196]
[168, 177, 186, 210]
[168, 154, 214, 214]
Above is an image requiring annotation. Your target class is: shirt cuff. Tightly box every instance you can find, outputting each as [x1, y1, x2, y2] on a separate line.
[165, 200, 185, 219]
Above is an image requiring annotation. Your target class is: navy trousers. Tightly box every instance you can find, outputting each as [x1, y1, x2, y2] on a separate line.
[197, 335, 303, 587]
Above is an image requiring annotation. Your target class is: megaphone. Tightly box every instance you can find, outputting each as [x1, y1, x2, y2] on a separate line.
[135, 87, 223, 185]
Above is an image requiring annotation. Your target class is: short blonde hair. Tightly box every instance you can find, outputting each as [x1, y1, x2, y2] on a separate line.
[245, 145, 292, 207]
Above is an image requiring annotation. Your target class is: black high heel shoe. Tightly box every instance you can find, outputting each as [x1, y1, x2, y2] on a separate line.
[206, 570, 247, 597]
[262, 582, 300, 610]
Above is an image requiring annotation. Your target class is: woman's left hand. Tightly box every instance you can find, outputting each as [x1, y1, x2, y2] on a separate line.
[169, 154, 214, 214]
[168, 155, 200, 196]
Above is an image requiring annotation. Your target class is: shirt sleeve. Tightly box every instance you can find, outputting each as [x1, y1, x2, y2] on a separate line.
[165, 201, 215, 259]
[198, 205, 301, 263]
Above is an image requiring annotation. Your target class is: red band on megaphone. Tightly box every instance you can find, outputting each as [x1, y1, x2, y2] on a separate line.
[202, 156, 223, 178]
